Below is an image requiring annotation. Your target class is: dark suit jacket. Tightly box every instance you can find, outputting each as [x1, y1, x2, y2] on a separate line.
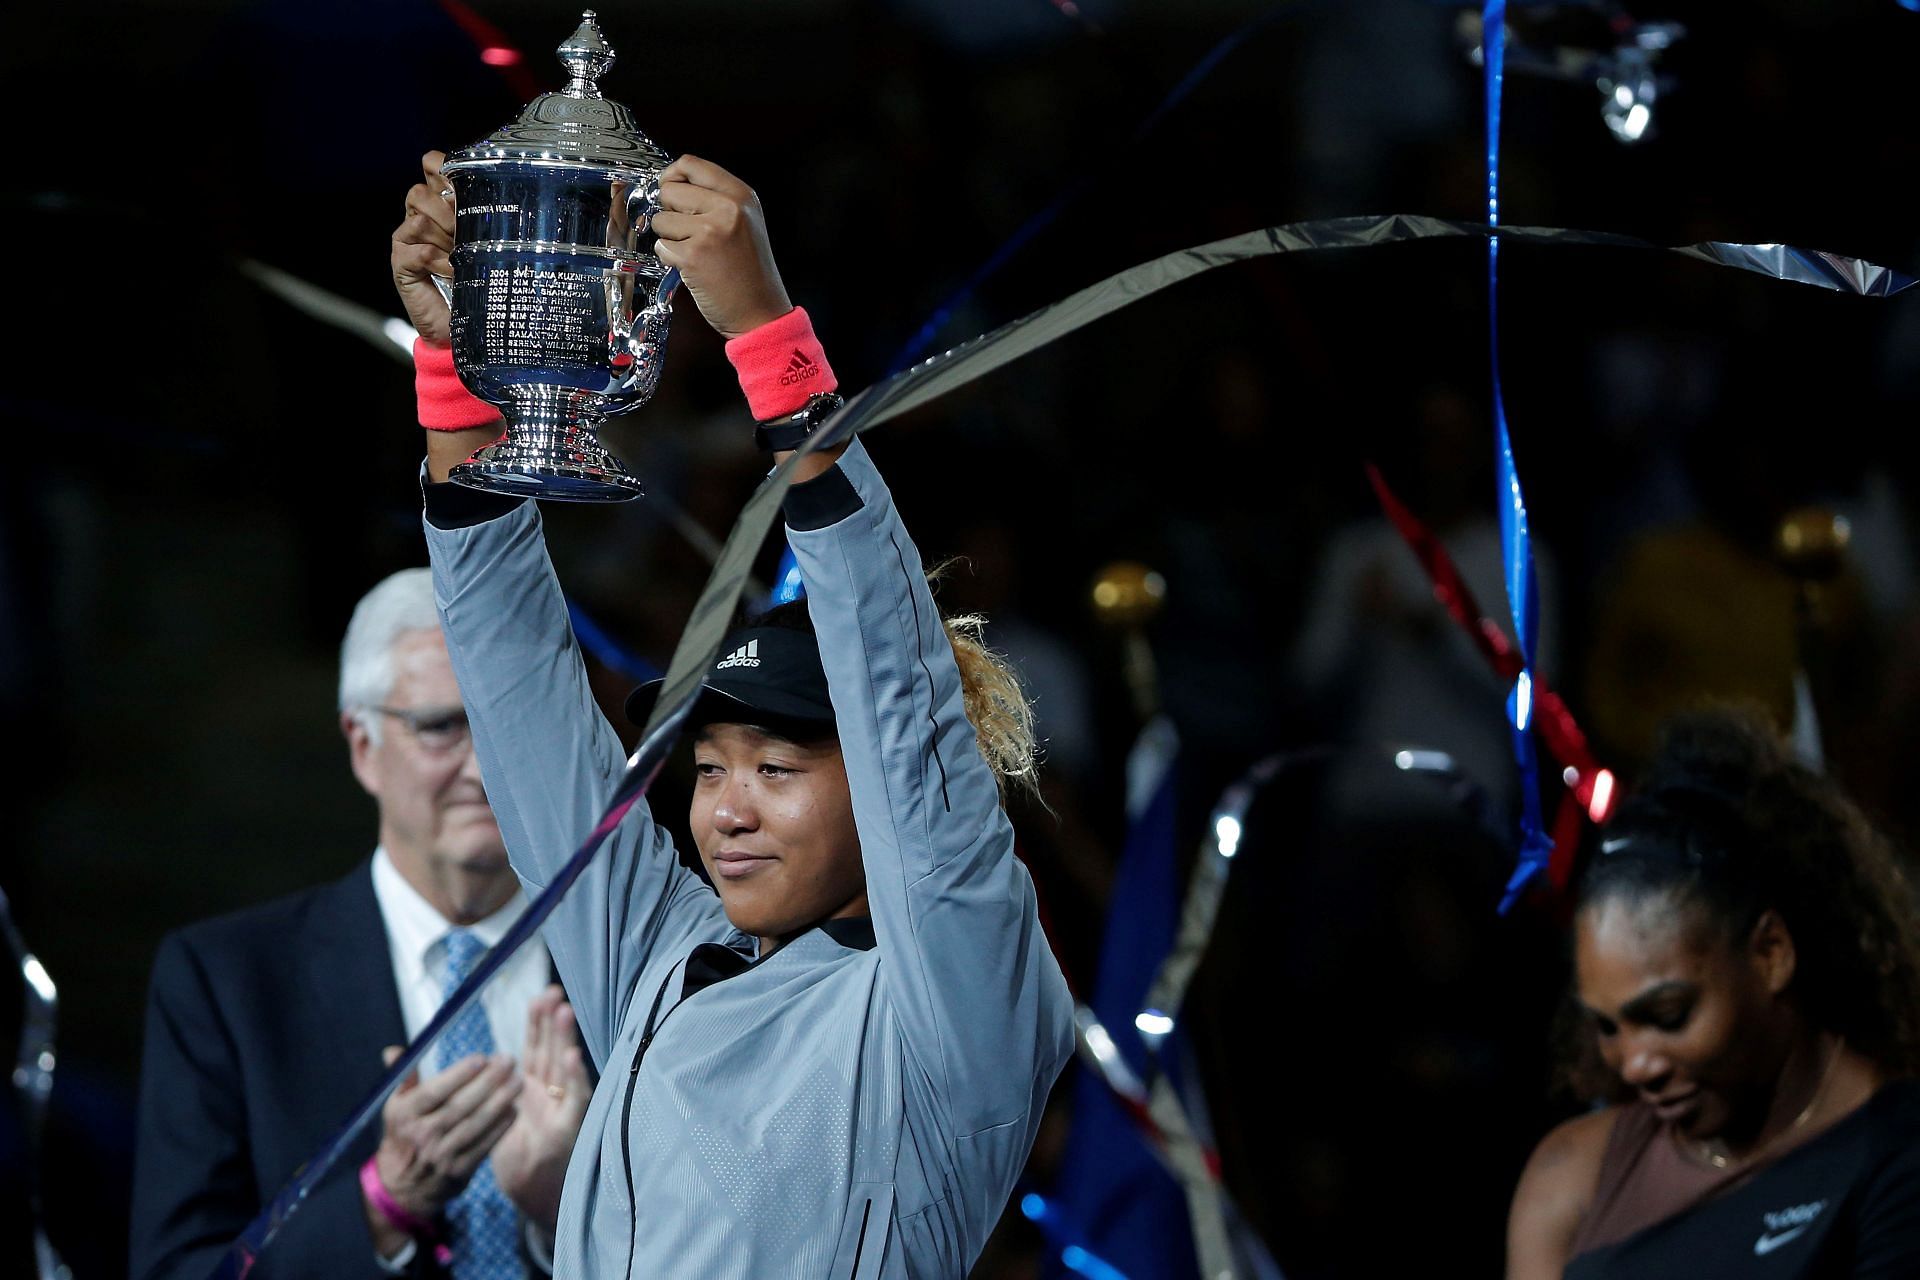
[131, 860, 444, 1280]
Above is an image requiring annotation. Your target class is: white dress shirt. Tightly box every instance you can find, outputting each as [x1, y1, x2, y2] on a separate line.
[370, 847, 551, 1071]
[368, 848, 556, 1275]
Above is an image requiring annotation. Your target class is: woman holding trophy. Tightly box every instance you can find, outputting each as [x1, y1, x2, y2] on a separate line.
[390, 145, 1075, 1278]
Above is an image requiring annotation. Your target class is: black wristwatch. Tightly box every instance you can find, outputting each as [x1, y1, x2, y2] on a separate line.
[753, 391, 846, 453]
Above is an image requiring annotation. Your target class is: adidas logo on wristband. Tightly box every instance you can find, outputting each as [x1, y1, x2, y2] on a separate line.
[779, 350, 822, 387]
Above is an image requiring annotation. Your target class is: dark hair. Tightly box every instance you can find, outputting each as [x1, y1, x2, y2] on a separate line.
[1574, 707, 1920, 1077]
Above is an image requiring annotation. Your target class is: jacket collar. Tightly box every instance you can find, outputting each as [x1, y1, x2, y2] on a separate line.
[684, 916, 875, 1001]
[818, 915, 876, 951]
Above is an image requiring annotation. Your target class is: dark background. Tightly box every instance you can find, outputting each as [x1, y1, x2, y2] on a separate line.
[4, 0, 1919, 1275]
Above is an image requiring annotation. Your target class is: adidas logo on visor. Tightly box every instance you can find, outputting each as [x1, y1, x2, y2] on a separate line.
[715, 639, 761, 670]
[779, 349, 821, 387]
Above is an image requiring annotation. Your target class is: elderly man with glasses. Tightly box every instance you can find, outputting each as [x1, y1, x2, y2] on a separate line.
[131, 568, 588, 1280]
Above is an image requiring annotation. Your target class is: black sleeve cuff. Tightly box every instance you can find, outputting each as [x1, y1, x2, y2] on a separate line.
[423, 476, 527, 530]
[781, 463, 862, 531]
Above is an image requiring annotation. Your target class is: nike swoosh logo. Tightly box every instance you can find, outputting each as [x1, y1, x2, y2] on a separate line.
[1754, 1225, 1810, 1255]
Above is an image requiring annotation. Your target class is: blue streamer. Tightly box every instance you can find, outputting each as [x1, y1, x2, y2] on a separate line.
[768, 543, 806, 608]
[1022, 1189, 1134, 1280]
[566, 598, 662, 684]
[1483, 0, 1553, 912]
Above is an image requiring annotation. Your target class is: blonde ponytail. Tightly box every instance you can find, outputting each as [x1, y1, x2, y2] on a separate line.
[925, 560, 1044, 805]
[943, 613, 1044, 803]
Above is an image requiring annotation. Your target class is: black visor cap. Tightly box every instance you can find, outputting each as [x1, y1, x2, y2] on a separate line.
[623, 624, 835, 736]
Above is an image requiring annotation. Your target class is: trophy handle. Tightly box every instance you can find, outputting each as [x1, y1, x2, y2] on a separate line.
[604, 262, 677, 382]
[619, 176, 678, 309]
[432, 273, 454, 308]
[628, 179, 662, 257]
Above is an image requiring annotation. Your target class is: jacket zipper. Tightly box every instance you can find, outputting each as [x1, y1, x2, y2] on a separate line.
[622, 967, 678, 1280]
[620, 945, 772, 1279]
[846, 1198, 874, 1278]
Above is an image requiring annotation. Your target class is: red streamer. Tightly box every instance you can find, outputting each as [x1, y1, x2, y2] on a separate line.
[1365, 462, 1619, 890]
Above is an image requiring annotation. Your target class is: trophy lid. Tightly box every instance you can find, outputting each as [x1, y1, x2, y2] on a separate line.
[444, 11, 669, 175]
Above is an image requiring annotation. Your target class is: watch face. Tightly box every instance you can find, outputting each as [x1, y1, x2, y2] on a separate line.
[791, 393, 843, 426]
[754, 393, 845, 452]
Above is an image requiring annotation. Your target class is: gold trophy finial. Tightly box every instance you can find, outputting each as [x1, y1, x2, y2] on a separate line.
[1775, 507, 1851, 583]
[1774, 507, 1849, 771]
[1090, 562, 1167, 631]
[1091, 562, 1167, 724]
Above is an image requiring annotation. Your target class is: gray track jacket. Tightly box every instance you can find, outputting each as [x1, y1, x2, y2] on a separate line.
[426, 438, 1075, 1278]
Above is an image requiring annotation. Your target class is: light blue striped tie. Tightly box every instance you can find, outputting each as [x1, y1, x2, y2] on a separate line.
[436, 928, 523, 1280]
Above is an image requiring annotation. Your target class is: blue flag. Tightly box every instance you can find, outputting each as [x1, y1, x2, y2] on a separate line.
[1052, 716, 1198, 1280]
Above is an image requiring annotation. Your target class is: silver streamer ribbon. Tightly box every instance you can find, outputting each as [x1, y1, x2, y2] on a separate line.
[1, 884, 71, 1280]
[1133, 752, 1306, 1057]
[223, 212, 1913, 1274]
[1673, 241, 1913, 295]
[1129, 745, 1495, 1054]
[238, 259, 410, 357]
[1070, 1003, 1246, 1279]
[1114, 746, 1495, 1279]
[1130, 751, 1305, 1280]
[848, 214, 1912, 443]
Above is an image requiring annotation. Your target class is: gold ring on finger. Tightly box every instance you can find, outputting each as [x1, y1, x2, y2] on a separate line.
[545, 1084, 565, 1099]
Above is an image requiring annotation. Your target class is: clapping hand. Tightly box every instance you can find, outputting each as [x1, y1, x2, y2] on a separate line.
[491, 985, 591, 1233]
[364, 1049, 521, 1254]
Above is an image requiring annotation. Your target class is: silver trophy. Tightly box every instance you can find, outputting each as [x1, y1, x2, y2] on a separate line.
[439, 11, 675, 501]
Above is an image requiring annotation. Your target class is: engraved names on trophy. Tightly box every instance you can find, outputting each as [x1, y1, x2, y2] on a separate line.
[475, 261, 601, 370]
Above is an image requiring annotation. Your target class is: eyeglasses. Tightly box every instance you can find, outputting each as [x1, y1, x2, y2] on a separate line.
[371, 705, 472, 755]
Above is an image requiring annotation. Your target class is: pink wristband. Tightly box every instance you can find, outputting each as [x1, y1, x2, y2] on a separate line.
[360, 1154, 453, 1265]
[723, 307, 838, 421]
[413, 339, 503, 432]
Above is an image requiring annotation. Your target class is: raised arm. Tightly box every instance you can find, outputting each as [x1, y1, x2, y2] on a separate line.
[395, 152, 722, 1064]
[784, 442, 1075, 1141]
[648, 154, 1073, 1158]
